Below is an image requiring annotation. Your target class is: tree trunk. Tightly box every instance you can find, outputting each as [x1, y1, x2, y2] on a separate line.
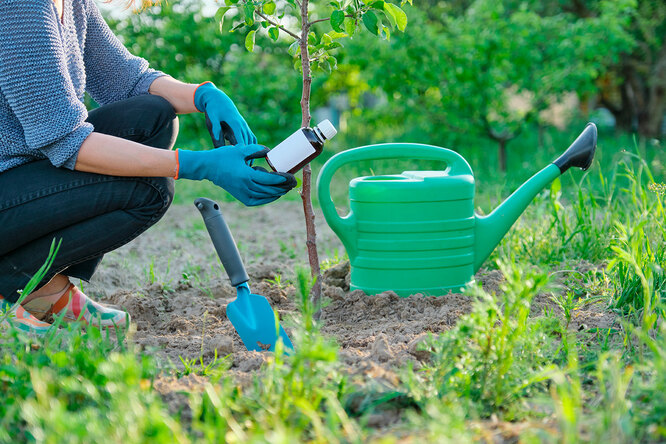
[639, 86, 665, 137]
[298, 0, 323, 313]
[537, 123, 546, 149]
[602, 42, 666, 137]
[498, 139, 507, 172]
[640, 43, 666, 137]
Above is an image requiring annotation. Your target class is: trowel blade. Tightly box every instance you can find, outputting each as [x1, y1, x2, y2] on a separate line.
[227, 286, 293, 352]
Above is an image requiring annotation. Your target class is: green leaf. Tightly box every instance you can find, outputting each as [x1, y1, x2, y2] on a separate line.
[344, 17, 357, 36]
[380, 24, 391, 40]
[231, 22, 246, 32]
[308, 32, 318, 45]
[318, 59, 332, 74]
[244, 3, 255, 25]
[550, 177, 562, 196]
[328, 55, 338, 70]
[325, 41, 343, 50]
[268, 26, 280, 41]
[362, 11, 379, 35]
[288, 40, 300, 56]
[215, 6, 231, 31]
[384, 3, 407, 31]
[328, 30, 348, 39]
[245, 30, 256, 52]
[382, 9, 396, 29]
[293, 56, 303, 72]
[370, 1, 385, 10]
[263, 1, 276, 15]
[215, 6, 231, 21]
[331, 10, 345, 32]
[225, 0, 238, 5]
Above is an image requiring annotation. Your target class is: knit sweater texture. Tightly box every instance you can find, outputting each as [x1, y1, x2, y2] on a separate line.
[0, 0, 165, 172]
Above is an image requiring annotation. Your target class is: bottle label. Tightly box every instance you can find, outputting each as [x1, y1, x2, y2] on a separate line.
[266, 130, 315, 173]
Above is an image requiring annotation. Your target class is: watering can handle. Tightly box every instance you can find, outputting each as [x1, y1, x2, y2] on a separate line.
[316, 143, 473, 240]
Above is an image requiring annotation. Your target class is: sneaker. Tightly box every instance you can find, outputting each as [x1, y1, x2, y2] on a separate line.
[0, 295, 52, 335]
[22, 284, 130, 329]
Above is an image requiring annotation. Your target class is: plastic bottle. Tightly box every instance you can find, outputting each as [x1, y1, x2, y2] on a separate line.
[266, 120, 337, 174]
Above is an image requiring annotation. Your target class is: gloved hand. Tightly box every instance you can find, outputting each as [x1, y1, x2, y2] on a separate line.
[195, 82, 257, 147]
[176, 144, 296, 207]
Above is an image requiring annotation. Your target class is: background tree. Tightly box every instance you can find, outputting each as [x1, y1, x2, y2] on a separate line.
[329, 0, 635, 171]
[597, 0, 666, 137]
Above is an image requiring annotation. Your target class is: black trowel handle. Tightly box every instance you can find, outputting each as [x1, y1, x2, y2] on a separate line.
[194, 197, 249, 287]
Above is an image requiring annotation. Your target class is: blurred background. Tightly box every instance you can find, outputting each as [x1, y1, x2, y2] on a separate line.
[99, 0, 665, 209]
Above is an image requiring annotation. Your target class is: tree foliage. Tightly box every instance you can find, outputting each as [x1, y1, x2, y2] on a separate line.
[331, 0, 636, 170]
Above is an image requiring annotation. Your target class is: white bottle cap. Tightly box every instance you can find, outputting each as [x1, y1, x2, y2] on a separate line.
[316, 119, 337, 140]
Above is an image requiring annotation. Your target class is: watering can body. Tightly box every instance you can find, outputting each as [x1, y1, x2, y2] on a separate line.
[347, 162, 477, 296]
[317, 124, 597, 296]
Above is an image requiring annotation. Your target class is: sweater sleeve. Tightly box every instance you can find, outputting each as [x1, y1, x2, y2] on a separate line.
[0, 0, 93, 169]
[83, 0, 166, 106]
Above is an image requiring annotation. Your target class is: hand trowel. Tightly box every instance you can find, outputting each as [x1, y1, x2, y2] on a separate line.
[195, 197, 293, 352]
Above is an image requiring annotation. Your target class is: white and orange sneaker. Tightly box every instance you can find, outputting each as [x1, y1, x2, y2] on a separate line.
[0, 295, 53, 335]
[22, 283, 130, 329]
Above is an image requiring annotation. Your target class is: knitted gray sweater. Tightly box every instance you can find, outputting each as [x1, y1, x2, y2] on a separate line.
[0, 0, 165, 173]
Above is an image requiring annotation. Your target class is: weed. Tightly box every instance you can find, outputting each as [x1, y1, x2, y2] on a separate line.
[265, 273, 288, 290]
[548, 277, 605, 331]
[420, 260, 558, 419]
[178, 312, 231, 379]
[178, 350, 231, 378]
[181, 263, 214, 298]
[278, 239, 297, 259]
[321, 248, 349, 272]
[143, 256, 174, 291]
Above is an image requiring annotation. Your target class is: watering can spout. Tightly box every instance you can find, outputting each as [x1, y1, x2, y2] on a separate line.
[473, 123, 597, 271]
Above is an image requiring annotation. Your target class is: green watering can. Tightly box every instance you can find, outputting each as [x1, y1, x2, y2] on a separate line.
[317, 123, 597, 297]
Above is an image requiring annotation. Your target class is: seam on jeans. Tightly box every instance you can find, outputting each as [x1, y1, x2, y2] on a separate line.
[0, 176, 158, 212]
[1, 177, 173, 298]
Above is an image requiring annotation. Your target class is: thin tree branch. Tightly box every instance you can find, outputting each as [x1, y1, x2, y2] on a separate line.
[308, 17, 330, 25]
[308, 13, 355, 27]
[256, 11, 301, 40]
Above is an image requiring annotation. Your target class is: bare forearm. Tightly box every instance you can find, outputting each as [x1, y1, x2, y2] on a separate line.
[74, 132, 178, 177]
[148, 76, 199, 114]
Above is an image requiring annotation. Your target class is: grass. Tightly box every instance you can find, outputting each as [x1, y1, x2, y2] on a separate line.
[2, 125, 666, 442]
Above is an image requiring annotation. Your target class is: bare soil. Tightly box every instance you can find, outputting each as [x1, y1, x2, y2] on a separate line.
[86, 200, 619, 423]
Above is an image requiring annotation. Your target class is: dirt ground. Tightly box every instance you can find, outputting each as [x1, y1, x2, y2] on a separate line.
[87, 200, 618, 425]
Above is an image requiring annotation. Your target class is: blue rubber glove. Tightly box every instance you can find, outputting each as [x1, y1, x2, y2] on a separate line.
[195, 82, 257, 147]
[176, 144, 296, 207]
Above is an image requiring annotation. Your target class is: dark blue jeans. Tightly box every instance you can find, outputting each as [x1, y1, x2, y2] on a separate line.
[0, 95, 178, 303]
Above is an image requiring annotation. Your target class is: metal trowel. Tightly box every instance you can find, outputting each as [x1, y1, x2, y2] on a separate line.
[195, 197, 293, 352]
